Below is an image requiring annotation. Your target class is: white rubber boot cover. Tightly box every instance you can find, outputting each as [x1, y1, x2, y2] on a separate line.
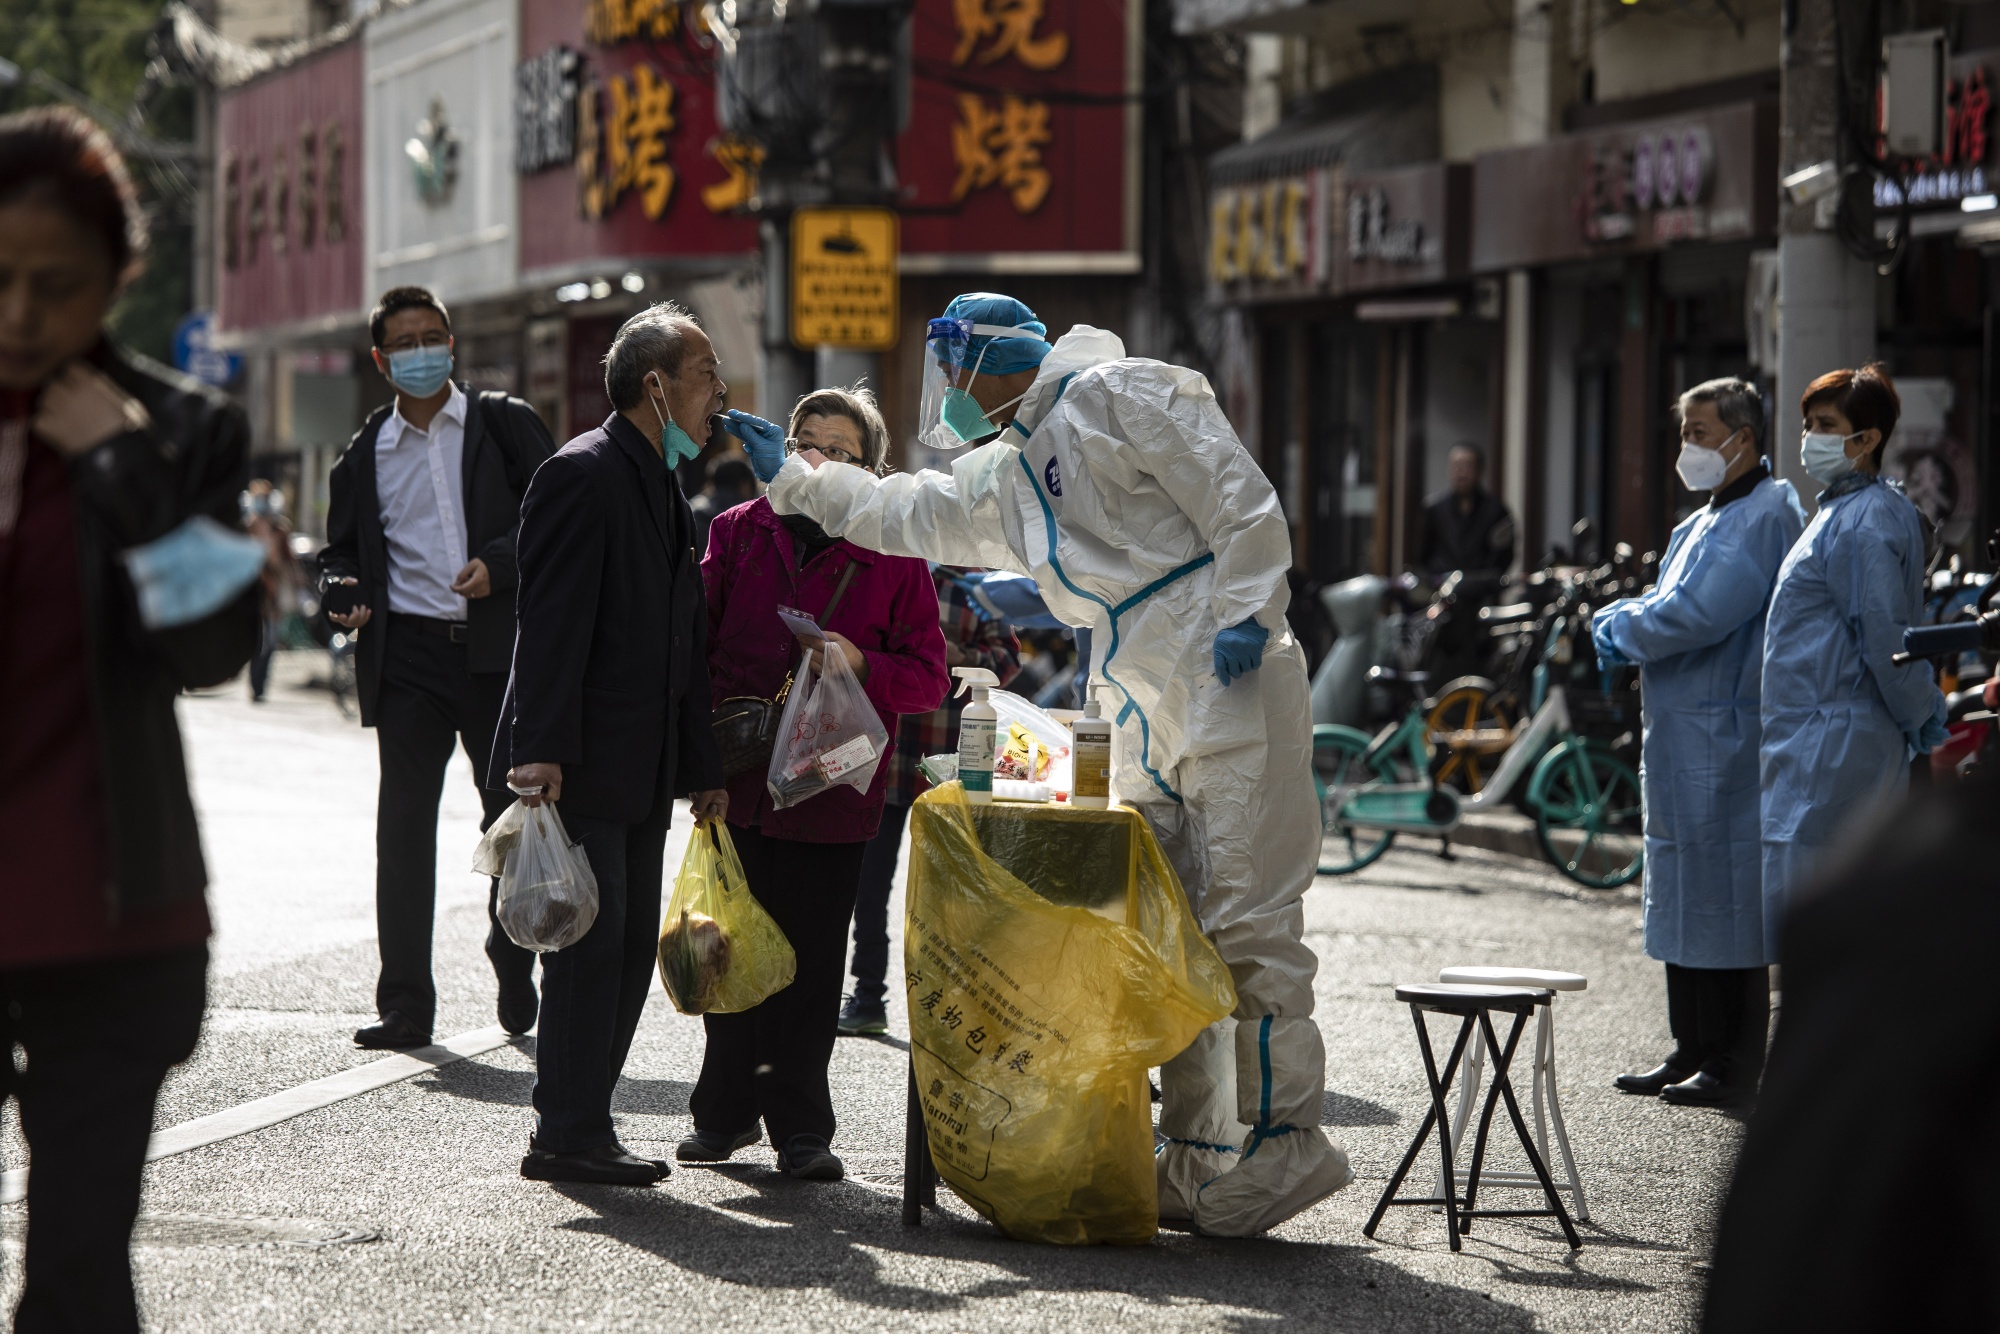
[1156, 1020, 1250, 1221]
[1191, 1015, 1353, 1237]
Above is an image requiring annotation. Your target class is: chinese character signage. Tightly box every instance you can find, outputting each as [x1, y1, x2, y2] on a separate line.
[792, 208, 899, 350]
[1472, 100, 1775, 271]
[518, 0, 756, 273]
[1205, 161, 1467, 301]
[1207, 173, 1327, 298]
[216, 40, 363, 335]
[898, 0, 1140, 268]
[1336, 164, 1466, 292]
[1877, 61, 1993, 209]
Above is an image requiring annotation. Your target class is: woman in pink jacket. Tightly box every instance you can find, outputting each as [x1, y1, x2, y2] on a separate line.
[684, 386, 949, 1181]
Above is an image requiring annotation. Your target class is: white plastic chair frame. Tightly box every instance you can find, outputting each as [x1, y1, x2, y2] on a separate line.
[1433, 967, 1589, 1223]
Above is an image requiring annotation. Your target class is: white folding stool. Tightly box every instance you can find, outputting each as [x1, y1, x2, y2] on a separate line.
[1433, 965, 1589, 1223]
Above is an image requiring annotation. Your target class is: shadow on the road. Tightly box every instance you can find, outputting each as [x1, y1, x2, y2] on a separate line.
[1322, 1091, 1398, 1127]
[546, 1176, 1546, 1330]
[410, 1060, 694, 1116]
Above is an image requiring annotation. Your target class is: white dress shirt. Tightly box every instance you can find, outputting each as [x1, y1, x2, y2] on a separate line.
[374, 383, 470, 620]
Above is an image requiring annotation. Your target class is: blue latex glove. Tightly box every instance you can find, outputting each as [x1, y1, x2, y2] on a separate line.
[1911, 694, 1950, 754]
[1590, 618, 1631, 669]
[719, 409, 786, 483]
[1213, 618, 1268, 686]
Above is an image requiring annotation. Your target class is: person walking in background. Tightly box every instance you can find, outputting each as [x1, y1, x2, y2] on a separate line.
[1593, 379, 1804, 1108]
[1418, 442, 1515, 581]
[687, 385, 948, 1180]
[496, 302, 730, 1187]
[689, 454, 756, 560]
[836, 563, 1021, 1037]
[320, 285, 557, 1050]
[243, 478, 297, 703]
[1760, 365, 1946, 956]
[0, 106, 258, 1333]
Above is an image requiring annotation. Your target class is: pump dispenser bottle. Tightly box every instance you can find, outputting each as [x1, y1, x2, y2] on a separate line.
[953, 667, 1000, 804]
[1069, 686, 1112, 808]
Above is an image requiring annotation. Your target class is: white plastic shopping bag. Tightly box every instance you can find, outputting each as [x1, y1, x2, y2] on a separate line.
[765, 645, 889, 809]
[473, 800, 600, 952]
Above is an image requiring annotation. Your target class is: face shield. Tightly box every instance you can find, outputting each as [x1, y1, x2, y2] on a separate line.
[918, 316, 1049, 451]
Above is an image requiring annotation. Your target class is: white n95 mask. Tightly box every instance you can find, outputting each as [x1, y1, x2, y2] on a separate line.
[1675, 441, 1728, 492]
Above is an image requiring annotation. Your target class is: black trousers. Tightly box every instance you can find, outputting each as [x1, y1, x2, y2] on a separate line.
[1665, 962, 1770, 1083]
[532, 791, 672, 1153]
[847, 801, 911, 1006]
[373, 620, 532, 1033]
[691, 827, 867, 1148]
[1, 945, 207, 1334]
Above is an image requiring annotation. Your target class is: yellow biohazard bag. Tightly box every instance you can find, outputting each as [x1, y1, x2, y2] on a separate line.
[904, 783, 1236, 1245]
[658, 822, 796, 1015]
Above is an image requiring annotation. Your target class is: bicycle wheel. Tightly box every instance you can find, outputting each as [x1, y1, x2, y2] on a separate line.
[1314, 725, 1397, 875]
[1424, 675, 1515, 794]
[1528, 741, 1643, 888]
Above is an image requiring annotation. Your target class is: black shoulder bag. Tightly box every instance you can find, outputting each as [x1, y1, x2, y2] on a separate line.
[710, 562, 857, 778]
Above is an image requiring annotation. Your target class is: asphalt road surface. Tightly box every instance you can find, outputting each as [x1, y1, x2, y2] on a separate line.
[1, 653, 1743, 1332]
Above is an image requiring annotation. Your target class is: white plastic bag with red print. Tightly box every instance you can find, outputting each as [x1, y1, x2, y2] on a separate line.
[764, 645, 889, 809]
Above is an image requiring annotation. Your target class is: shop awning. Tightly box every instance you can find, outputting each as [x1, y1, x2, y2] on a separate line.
[1207, 66, 1439, 186]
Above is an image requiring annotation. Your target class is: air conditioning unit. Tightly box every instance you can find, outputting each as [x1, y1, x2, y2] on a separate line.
[1884, 30, 1946, 159]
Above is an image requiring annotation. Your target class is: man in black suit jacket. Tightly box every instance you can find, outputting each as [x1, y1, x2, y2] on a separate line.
[495, 301, 728, 1187]
[320, 286, 556, 1049]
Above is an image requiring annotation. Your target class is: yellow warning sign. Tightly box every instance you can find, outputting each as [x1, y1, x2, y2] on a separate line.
[791, 208, 899, 352]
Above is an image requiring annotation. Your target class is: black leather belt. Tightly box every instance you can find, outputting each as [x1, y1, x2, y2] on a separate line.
[389, 612, 469, 644]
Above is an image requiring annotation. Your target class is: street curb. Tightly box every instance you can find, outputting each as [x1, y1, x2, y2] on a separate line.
[1450, 809, 1547, 864]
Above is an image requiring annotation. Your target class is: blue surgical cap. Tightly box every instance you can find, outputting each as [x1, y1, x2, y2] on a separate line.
[938, 292, 1050, 376]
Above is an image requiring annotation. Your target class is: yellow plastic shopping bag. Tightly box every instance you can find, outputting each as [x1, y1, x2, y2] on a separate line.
[658, 822, 796, 1015]
[904, 784, 1236, 1245]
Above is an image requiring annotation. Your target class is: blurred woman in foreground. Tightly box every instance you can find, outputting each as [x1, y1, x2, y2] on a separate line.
[0, 106, 256, 1331]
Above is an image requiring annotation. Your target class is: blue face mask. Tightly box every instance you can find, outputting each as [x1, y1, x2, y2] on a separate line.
[120, 515, 268, 630]
[649, 376, 703, 468]
[385, 344, 453, 398]
[1800, 430, 1862, 486]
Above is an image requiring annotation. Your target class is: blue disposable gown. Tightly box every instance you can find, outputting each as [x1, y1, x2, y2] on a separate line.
[1593, 473, 1805, 969]
[1760, 474, 1941, 946]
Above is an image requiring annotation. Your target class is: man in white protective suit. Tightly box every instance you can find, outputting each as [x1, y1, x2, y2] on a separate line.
[714, 292, 1349, 1236]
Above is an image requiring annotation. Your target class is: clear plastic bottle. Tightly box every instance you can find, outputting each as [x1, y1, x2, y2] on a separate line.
[1069, 687, 1112, 808]
[954, 667, 1000, 804]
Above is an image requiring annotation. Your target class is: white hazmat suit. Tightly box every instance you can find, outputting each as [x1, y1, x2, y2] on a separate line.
[767, 326, 1350, 1236]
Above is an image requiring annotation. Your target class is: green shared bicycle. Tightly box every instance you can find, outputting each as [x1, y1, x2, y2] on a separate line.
[1313, 623, 1643, 890]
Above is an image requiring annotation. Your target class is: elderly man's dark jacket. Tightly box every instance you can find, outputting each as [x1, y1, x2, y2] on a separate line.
[68, 345, 257, 914]
[489, 413, 724, 821]
[319, 385, 554, 725]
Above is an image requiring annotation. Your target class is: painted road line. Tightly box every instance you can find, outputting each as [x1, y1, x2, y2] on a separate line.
[0, 1025, 521, 1207]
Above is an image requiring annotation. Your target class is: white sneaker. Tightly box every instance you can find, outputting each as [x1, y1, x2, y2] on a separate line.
[1191, 1125, 1352, 1237]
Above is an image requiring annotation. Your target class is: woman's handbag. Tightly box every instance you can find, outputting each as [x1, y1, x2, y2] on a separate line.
[711, 563, 857, 778]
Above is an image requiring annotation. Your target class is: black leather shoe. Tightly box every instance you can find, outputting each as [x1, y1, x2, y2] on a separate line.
[1659, 1070, 1749, 1107]
[1614, 1062, 1692, 1096]
[776, 1135, 844, 1182]
[354, 1011, 432, 1050]
[496, 970, 539, 1036]
[677, 1127, 761, 1163]
[521, 1142, 667, 1186]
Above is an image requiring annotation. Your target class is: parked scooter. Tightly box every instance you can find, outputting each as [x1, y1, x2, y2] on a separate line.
[1310, 574, 1389, 727]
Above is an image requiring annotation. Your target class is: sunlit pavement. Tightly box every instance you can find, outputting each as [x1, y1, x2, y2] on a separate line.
[1, 650, 1736, 1332]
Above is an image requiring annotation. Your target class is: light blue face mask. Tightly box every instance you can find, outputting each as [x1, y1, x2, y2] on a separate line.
[1801, 430, 1860, 486]
[120, 515, 268, 630]
[650, 375, 703, 468]
[385, 344, 453, 398]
